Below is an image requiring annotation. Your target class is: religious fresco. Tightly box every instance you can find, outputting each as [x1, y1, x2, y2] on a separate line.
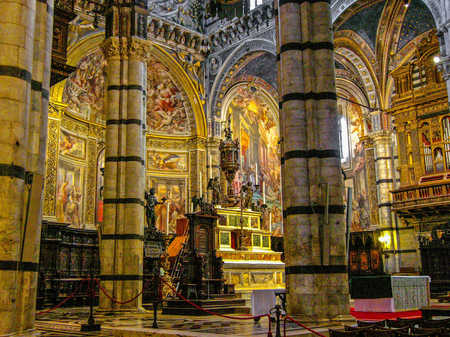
[146, 59, 190, 135]
[56, 159, 85, 228]
[338, 97, 371, 231]
[148, 151, 187, 172]
[147, 176, 187, 234]
[59, 129, 86, 160]
[226, 85, 282, 236]
[62, 50, 192, 134]
[63, 49, 106, 123]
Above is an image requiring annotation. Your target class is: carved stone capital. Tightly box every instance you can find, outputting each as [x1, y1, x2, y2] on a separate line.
[127, 37, 152, 61]
[101, 37, 127, 59]
[101, 37, 152, 61]
[372, 130, 393, 143]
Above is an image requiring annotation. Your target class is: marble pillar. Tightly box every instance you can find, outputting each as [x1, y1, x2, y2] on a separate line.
[277, 0, 350, 321]
[373, 131, 399, 273]
[99, 0, 149, 311]
[0, 0, 53, 334]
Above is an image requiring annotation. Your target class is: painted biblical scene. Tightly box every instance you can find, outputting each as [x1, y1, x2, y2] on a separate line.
[226, 85, 283, 236]
[147, 176, 187, 234]
[59, 129, 86, 160]
[63, 49, 106, 123]
[338, 96, 371, 231]
[148, 151, 187, 172]
[56, 160, 84, 228]
[146, 58, 190, 135]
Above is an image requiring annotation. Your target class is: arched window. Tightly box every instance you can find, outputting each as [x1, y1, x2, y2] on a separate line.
[339, 114, 350, 165]
[442, 117, 450, 170]
[421, 122, 433, 174]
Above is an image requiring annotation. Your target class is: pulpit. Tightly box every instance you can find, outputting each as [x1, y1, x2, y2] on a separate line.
[180, 213, 224, 298]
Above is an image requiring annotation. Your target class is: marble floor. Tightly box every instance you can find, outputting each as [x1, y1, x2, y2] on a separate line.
[36, 307, 338, 336]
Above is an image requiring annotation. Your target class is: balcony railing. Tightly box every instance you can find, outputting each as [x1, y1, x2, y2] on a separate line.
[392, 181, 450, 216]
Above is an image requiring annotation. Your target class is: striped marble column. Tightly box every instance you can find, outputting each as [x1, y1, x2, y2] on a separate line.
[0, 0, 53, 334]
[373, 131, 394, 227]
[100, 36, 149, 311]
[278, 0, 350, 320]
[373, 131, 398, 272]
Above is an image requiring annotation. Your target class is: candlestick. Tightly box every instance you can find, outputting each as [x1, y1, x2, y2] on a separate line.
[166, 201, 170, 233]
[255, 162, 258, 185]
[269, 211, 272, 233]
[200, 174, 202, 196]
[263, 181, 266, 204]
[209, 155, 212, 179]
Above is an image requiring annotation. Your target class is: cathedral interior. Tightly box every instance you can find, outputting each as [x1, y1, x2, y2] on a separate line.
[1, 0, 450, 336]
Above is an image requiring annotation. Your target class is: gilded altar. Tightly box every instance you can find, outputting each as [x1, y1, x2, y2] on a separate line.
[215, 207, 285, 294]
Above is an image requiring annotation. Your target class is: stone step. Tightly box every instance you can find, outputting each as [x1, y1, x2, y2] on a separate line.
[161, 298, 247, 308]
[160, 304, 250, 316]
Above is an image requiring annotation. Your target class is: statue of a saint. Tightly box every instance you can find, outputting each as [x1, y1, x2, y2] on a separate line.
[207, 177, 221, 205]
[242, 181, 254, 209]
[145, 188, 166, 228]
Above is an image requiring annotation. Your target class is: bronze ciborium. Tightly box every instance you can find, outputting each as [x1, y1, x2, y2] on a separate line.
[219, 116, 240, 206]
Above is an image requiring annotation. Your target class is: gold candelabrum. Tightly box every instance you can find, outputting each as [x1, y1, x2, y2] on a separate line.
[219, 117, 240, 206]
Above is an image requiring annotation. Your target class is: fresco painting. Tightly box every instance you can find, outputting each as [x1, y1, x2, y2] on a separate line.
[148, 151, 187, 171]
[56, 160, 84, 227]
[59, 129, 86, 160]
[63, 53, 190, 134]
[147, 59, 189, 135]
[147, 176, 186, 234]
[227, 86, 282, 236]
[339, 96, 371, 231]
[63, 49, 106, 123]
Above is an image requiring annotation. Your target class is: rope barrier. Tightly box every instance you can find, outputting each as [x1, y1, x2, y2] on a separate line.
[96, 278, 151, 305]
[284, 315, 327, 337]
[160, 277, 273, 337]
[36, 279, 87, 315]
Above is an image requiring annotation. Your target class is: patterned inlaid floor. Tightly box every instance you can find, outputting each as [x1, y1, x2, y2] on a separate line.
[36, 307, 337, 336]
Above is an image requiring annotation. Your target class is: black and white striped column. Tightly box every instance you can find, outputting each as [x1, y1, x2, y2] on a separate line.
[100, 36, 149, 311]
[277, 0, 350, 320]
[0, 0, 53, 333]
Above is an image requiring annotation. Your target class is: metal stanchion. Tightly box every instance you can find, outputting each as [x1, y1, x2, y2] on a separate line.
[81, 273, 101, 332]
[152, 301, 158, 328]
[152, 267, 161, 329]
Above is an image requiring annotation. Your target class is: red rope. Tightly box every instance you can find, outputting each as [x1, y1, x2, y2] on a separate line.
[161, 277, 273, 337]
[285, 315, 327, 337]
[36, 279, 87, 315]
[96, 278, 150, 305]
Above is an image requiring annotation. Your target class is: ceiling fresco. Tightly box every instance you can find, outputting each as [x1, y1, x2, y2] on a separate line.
[338, 1, 386, 51]
[397, 0, 435, 51]
[233, 52, 278, 90]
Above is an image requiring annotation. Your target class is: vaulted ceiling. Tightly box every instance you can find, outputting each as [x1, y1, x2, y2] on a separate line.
[333, 0, 436, 111]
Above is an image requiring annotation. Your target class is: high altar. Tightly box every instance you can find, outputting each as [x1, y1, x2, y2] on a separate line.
[215, 207, 284, 295]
